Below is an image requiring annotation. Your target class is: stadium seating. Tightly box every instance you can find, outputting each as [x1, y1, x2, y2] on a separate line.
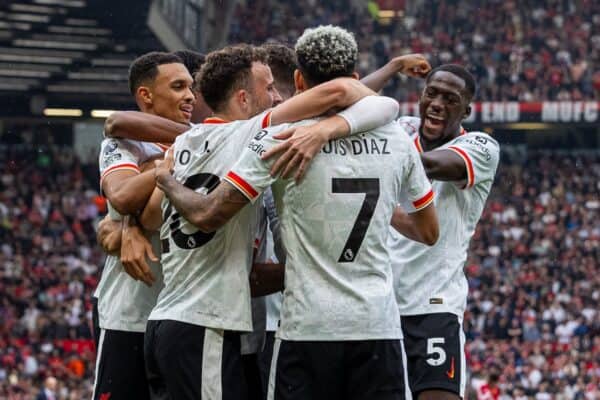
[0, 0, 164, 116]
[229, 0, 600, 102]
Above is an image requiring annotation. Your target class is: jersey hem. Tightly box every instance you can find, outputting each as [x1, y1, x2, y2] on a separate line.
[147, 313, 253, 333]
[276, 332, 402, 341]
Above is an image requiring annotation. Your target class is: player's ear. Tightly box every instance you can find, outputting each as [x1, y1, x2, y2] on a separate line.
[137, 86, 152, 106]
[294, 69, 306, 92]
[237, 89, 249, 111]
[464, 104, 472, 119]
[351, 71, 360, 80]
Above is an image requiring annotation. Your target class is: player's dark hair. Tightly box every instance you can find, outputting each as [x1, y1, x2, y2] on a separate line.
[128, 51, 183, 95]
[172, 50, 206, 76]
[295, 25, 357, 86]
[426, 64, 477, 100]
[197, 44, 268, 112]
[262, 42, 296, 97]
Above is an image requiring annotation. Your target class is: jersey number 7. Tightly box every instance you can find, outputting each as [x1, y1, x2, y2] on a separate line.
[332, 178, 380, 263]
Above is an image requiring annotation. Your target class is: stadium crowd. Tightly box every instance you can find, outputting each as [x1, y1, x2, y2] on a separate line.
[0, 142, 100, 398]
[229, 0, 600, 102]
[465, 151, 600, 399]
[0, 139, 597, 398]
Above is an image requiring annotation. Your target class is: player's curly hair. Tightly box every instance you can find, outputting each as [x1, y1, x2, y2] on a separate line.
[261, 42, 296, 98]
[294, 25, 357, 86]
[128, 51, 183, 95]
[197, 44, 268, 112]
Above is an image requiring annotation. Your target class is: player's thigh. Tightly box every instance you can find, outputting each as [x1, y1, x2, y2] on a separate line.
[144, 320, 170, 400]
[93, 329, 150, 400]
[401, 313, 465, 399]
[257, 330, 276, 398]
[345, 339, 405, 400]
[269, 339, 344, 400]
[153, 321, 247, 400]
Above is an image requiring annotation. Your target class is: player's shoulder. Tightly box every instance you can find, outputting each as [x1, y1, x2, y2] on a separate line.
[451, 130, 500, 152]
[99, 137, 143, 155]
[395, 116, 421, 138]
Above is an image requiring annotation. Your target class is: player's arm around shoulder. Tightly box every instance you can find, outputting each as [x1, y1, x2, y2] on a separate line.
[104, 111, 189, 143]
[392, 139, 439, 245]
[153, 148, 254, 233]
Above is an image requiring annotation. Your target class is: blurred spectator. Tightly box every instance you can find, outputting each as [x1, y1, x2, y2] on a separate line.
[0, 144, 100, 398]
[464, 151, 600, 399]
[229, 0, 600, 101]
[36, 376, 57, 400]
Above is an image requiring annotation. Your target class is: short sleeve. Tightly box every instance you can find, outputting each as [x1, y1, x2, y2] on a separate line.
[398, 141, 434, 213]
[446, 133, 500, 189]
[241, 110, 274, 142]
[99, 138, 141, 183]
[224, 127, 282, 204]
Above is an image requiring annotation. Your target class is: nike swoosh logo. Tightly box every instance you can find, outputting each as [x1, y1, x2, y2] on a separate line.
[446, 357, 455, 379]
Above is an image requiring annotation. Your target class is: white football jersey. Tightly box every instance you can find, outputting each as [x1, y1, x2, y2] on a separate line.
[226, 119, 433, 341]
[389, 116, 500, 317]
[95, 138, 167, 332]
[149, 111, 272, 332]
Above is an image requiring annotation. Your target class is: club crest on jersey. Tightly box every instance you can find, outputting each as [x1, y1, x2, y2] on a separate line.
[104, 140, 118, 154]
[254, 129, 268, 141]
[343, 248, 354, 261]
[187, 236, 196, 248]
[102, 153, 122, 167]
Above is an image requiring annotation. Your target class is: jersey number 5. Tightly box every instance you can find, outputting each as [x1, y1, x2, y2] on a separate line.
[332, 178, 380, 263]
[163, 173, 220, 252]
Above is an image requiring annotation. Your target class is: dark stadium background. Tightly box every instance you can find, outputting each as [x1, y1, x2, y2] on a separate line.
[0, 0, 598, 398]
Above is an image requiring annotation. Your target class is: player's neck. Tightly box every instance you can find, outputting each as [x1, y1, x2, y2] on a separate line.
[420, 128, 462, 152]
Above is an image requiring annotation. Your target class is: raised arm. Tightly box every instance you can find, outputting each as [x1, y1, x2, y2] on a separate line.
[105, 111, 189, 143]
[269, 77, 375, 125]
[361, 54, 431, 92]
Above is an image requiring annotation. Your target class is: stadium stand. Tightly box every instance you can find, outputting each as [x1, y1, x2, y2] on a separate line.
[0, 142, 100, 398]
[0, 0, 164, 116]
[229, 0, 600, 102]
[0, 0, 598, 398]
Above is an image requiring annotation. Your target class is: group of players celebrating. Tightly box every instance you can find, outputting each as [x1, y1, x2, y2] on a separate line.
[92, 24, 499, 400]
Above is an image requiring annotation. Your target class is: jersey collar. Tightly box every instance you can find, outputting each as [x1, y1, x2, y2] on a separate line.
[203, 117, 229, 124]
[414, 126, 467, 153]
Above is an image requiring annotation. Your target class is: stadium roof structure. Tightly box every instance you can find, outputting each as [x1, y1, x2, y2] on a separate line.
[0, 0, 164, 118]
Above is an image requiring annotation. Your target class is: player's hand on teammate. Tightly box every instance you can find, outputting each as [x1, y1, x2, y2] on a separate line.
[120, 223, 158, 286]
[261, 124, 329, 182]
[97, 215, 122, 255]
[396, 54, 431, 78]
[154, 147, 175, 187]
[140, 153, 165, 172]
